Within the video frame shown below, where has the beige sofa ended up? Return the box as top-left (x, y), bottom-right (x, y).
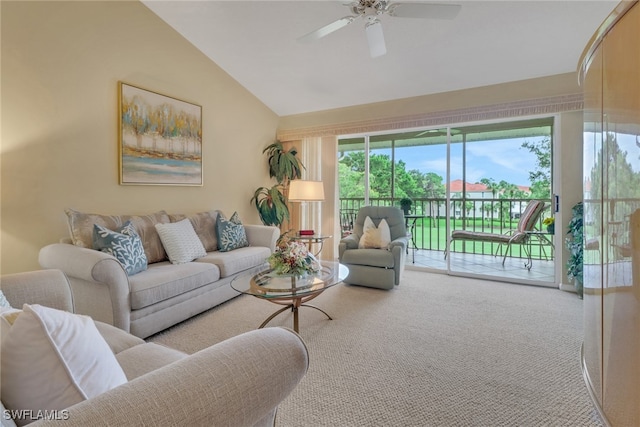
top-left (0, 269), bottom-right (308, 427)
top-left (39, 209), bottom-right (279, 338)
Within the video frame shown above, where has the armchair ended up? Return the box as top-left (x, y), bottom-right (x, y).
top-left (0, 270), bottom-right (308, 427)
top-left (338, 206), bottom-right (408, 290)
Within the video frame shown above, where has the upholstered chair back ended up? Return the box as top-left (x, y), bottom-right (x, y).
top-left (354, 206), bottom-right (407, 241)
top-left (516, 200), bottom-right (546, 233)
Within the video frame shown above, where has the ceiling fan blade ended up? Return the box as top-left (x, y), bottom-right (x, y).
top-left (388, 3), bottom-right (461, 20)
top-left (298, 16), bottom-right (357, 43)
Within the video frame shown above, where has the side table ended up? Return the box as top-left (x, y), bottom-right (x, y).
top-left (404, 214), bottom-right (424, 263)
top-left (230, 261), bottom-right (348, 333)
top-left (290, 234), bottom-right (331, 257)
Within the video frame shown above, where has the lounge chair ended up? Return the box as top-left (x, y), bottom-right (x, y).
top-left (446, 200), bottom-right (546, 266)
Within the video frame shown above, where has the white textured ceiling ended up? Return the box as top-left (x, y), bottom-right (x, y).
top-left (142, 0), bottom-right (618, 116)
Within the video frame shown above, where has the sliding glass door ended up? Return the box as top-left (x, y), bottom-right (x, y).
top-left (447, 119), bottom-right (554, 283)
top-left (338, 117), bottom-right (555, 285)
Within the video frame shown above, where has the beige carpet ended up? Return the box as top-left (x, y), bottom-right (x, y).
top-left (148, 270), bottom-right (603, 427)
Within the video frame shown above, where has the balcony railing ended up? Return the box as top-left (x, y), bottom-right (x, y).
top-left (339, 197), bottom-right (554, 261)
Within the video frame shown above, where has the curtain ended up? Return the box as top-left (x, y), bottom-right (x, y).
top-left (299, 137), bottom-right (323, 234)
top-left (282, 136), bottom-right (338, 260)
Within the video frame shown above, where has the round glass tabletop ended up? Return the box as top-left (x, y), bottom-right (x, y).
top-left (231, 261), bottom-right (348, 300)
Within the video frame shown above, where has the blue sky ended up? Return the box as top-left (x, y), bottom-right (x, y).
top-left (384, 137), bottom-right (541, 187)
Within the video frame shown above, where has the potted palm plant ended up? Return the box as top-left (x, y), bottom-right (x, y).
top-left (251, 141), bottom-right (304, 227)
top-left (565, 202), bottom-right (584, 299)
top-left (400, 198), bottom-right (412, 215)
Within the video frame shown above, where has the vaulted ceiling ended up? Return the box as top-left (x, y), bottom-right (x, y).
top-left (143, 1), bottom-right (618, 116)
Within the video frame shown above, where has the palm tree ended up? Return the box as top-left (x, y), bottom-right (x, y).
top-left (251, 141), bottom-right (304, 227)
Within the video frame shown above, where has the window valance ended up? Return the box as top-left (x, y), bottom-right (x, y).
top-left (277, 93), bottom-right (583, 142)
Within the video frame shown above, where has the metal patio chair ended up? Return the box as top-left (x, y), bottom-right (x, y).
top-left (446, 200), bottom-right (546, 266)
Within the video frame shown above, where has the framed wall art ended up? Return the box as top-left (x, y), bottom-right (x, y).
top-left (119, 82), bottom-right (203, 186)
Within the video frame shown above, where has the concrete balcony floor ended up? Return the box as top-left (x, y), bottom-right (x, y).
top-left (405, 249), bottom-right (556, 286)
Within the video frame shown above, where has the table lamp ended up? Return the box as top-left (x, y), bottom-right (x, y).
top-left (288, 180), bottom-right (325, 236)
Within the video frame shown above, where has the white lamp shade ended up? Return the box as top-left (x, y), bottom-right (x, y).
top-left (365, 19), bottom-right (386, 58)
top-left (288, 180), bottom-right (325, 201)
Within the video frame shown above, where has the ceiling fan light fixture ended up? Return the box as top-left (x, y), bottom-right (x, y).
top-left (365, 18), bottom-right (386, 58)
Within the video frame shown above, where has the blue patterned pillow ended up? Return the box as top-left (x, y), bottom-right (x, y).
top-left (93, 221), bottom-right (148, 275)
top-left (0, 290), bottom-right (11, 309)
top-left (216, 212), bottom-right (249, 252)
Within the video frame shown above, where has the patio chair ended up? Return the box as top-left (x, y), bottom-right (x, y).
top-left (340, 208), bottom-right (358, 237)
top-left (446, 200), bottom-right (546, 266)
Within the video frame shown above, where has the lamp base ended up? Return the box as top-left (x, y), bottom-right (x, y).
top-left (298, 230), bottom-right (315, 236)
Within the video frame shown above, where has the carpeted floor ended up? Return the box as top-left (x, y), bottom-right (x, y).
top-left (148, 270), bottom-right (603, 427)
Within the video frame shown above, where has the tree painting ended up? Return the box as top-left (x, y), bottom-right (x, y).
top-left (120, 83), bottom-right (202, 185)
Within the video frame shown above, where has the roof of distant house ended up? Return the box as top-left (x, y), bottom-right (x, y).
top-left (449, 179), bottom-right (530, 193)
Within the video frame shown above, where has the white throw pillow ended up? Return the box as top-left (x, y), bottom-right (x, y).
top-left (358, 216), bottom-right (391, 249)
top-left (1, 304), bottom-right (127, 426)
top-left (155, 218), bottom-right (207, 264)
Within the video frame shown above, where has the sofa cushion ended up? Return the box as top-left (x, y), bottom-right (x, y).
top-left (216, 212), bottom-right (249, 252)
top-left (169, 210), bottom-right (222, 252)
top-left (1, 304), bottom-right (127, 426)
top-left (66, 208), bottom-right (170, 263)
top-left (155, 219), bottom-right (207, 264)
top-left (197, 246), bottom-right (270, 277)
top-left (94, 320), bottom-right (145, 355)
top-left (128, 262), bottom-right (220, 310)
top-left (116, 342), bottom-right (187, 381)
top-left (93, 221), bottom-right (148, 275)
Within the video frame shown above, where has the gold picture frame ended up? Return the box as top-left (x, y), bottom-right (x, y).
top-left (118, 82), bottom-right (203, 186)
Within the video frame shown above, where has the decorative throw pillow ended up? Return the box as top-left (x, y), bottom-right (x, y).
top-left (155, 218), bottom-right (207, 264)
top-left (1, 304), bottom-right (127, 425)
top-left (65, 208), bottom-right (170, 264)
top-left (358, 216), bottom-right (391, 249)
top-left (93, 221), bottom-right (148, 275)
top-left (0, 290), bottom-right (11, 308)
top-left (169, 210), bottom-right (221, 252)
top-left (216, 212), bottom-right (249, 252)
top-left (0, 308), bottom-right (22, 342)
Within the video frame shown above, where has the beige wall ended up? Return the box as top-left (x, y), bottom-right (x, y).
top-left (1, 1), bottom-right (279, 274)
top-left (278, 73), bottom-right (582, 130)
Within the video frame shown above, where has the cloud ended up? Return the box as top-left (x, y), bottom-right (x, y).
top-left (466, 140), bottom-right (531, 173)
top-left (395, 137), bottom-right (540, 186)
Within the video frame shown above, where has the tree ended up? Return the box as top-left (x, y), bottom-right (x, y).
top-left (338, 152), bottom-right (423, 202)
top-left (479, 178), bottom-right (499, 223)
top-left (497, 180), bottom-right (528, 226)
top-left (419, 172), bottom-right (446, 225)
top-left (521, 137), bottom-right (551, 199)
top-left (392, 161), bottom-right (422, 199)
top-left (338, 162), bottom-right (365, 199)
top-left (589, 133), bottom-right (640, 237)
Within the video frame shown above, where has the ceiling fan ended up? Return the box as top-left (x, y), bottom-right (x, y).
top-left (298, 1), bottom-right (462, 58)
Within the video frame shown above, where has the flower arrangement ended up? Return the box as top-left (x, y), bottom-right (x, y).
top-left (543, 217), bottom-right (555, 234)
top-left (267, 234), bottom-right (320, 276)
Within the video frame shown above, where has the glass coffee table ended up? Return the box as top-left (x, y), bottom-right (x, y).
top-left (231, 261), bottom-right (348, 333)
